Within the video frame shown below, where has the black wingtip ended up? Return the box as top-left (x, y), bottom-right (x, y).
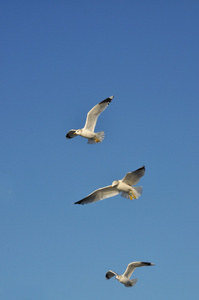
top-left (138, 165), bottom-right (145, 171)
top-left (66, 130), bottom-right (77, 139)
top-left (105, 271), bottom-right (115, 279)
top-left (99, 96), bottom-right (114, 105)
top-left (143, 262), bottom-right (154, 266)
top-left (66, 133), bottom-right (72, 139)
top-left (105, 273), bottom-right (110, 279)
top-left (74, 200), bottom-right (83, 205)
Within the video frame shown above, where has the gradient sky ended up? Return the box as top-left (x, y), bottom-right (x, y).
top-left (1, 0), bottom-right (199, 299)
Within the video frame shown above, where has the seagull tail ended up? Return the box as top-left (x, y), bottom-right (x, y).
top-left (96, 131), bottom-right (105, 142)
top-left (132, 186), bottom-right (143, 198)
top-left (87, 131), bottom-right (105, 144)
top-left (121, 186), bottom-right (143, 200)
top-left (124, 278), bottom-right (138, 287)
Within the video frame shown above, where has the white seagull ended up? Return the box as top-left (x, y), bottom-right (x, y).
top-left (74, 166), bottom-right (145, 205)
top-left (66, 96), bottom-right (114, 144)
top-left (106, 261), bottom-right (155, 287)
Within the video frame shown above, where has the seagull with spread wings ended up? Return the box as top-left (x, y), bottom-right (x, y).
top-left (74, 166), bottom-right (145, 205)
top-left (106, 261), bottom-right (155, 287)
top-left (66, 96), bottom-right (114, 144)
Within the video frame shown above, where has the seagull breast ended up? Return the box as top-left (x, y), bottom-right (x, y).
top-left (117, 181), bottom-right (132, 193)
top-left (78, 129), bottom-right (96, 139)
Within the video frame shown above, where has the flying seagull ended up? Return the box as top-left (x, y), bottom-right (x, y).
top-left (74, 166), bottom-right (145, 205)
top-left (106, 261), bottom-right (155, 287)
top-left (66, 96), bottom-right (114, 144)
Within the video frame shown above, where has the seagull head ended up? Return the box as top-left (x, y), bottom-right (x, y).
top-left (111, 180), bottom-right (119, 188)
top-left (74, 129), bottom-right (82, 136)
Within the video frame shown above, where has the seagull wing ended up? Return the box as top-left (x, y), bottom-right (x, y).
top-left (123, 261), bottom-right (155, 279)
top-left (105, 270), bottom-right (118, 279)
top-left (122, 166), bottom-right (145, 186)
top-left (66, 130), bottom-right (77, 139)
top-left (83, 96), bottom-right (114, 132)
top-left (74, 185), bottom-right (119, 205)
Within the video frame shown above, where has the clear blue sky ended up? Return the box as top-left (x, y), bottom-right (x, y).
top-left (1, 0), bottom-right (199, 299)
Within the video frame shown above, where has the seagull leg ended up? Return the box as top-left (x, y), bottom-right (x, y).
top-left (95, 138), bottom-right (100, 143)
top-left (129, 191), bottom-right (136, 200)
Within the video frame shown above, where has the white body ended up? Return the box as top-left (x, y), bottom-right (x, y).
top-left (66, 96), bottom-right (113, 143)
top-left (114, 180), bottom-right (142, 199)
top-left (106, 261), bottom-right (155, 288)
top-left (115, 275), bottom-right (138, 287)
top-left (74, 166), bottom-right (145, 205)
top-left (75, 129), bottom-right (96, 139)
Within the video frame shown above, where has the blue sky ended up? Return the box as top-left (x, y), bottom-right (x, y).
top-left (1, 0), bottom-right (199, 299)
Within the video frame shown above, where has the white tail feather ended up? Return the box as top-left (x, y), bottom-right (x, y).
top-left (133, 186), bottom-right (143, 198)
top-left (121, 186), bottom-right (143, 200)
top-left (96, 131), bottom-right (104, 142)
top-left (87, 131), bottom-right (105, 144)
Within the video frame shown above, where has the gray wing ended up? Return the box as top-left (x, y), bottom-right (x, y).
top-left (83, 96), bottom-right (114, 132)
top-left (105, 270), bottom-right (118, 279)
top-left (74, 185), bottom-right (119, 205)
top-left (122, 166), bottom-right (145, 186)
top-left (123, 261), bottom-right (155, 279)
top-left (66, 130), bottom-right (77, 139)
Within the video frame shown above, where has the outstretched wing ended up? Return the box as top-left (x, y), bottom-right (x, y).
top-left (83, 96), bottom-right (114, 132)
top-left (123, 261), bottom-right (155, 279)
top-left (122, 166), bottom-right (145, 186)
top-left (74, 185), bottom-right (119, 205)
top-left (105, 270), bottom-right (118, 279)
top-left (66, 130), bottom-right (77, 139)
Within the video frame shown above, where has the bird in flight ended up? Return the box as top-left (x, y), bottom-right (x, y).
top-left (74, 166), bottom-right (145, 205)
top-left (66, 96), bottom-right (114, 144)
top-left (106, 261), bottom-right (155, 287)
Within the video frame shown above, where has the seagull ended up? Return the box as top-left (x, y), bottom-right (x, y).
top-left (74, 166), bottom-right (145, 205)
top-left (66, 96), bottom-right (114, 144)
top-left (106, 261), bottom-right (155, 287)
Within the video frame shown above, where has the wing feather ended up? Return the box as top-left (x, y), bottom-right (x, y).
top-left (74, 185), bottom-right (119, 205)
top-left (122, 166), bottom-right (145, 186)
top-left (105, 270), bottom-right (118, 279)
top-left (123, 261), bottom-right (155, 278)
top-left (83, 96), bottom-right (114, 132)
top-left (66, 130), bottom-right (77, 139)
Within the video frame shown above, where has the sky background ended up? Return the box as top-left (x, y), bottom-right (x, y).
top-left (1, 0), bottom-right (199, 299)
